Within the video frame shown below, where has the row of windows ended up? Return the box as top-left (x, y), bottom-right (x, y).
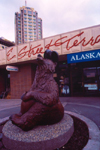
top-left (25, 35), bottom-right (33, 38)
top-left (24, 25), bottom-right (36, 28)
top-left (24, 23), bottom-right (36, 27)
top-left (24, 19), bottom-right (36, 22)
top-left (24, 32), bottom-right (33, 34)
top-left (24, 10), bottom-right (36, 15)
top-left (24, 28), bottom-right (39, 31)
top-left (24, 14), bottom-right (36, 18)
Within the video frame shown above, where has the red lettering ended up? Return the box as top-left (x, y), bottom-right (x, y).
top-left (18, 46), bottom-right (27, 59)
top-left (45, 39), bottom-right (53, 49)
top-left (18, 44), bottom-right (44, 60)
top-left (6, 31), bottom-right (100, 62)
top-left (95, 35), bottom-right (100, 43)
top-left (6, 48), bottom-right (16, 61)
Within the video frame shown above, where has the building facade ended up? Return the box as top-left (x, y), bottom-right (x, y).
top-left (0, 38), bottom-right (15, 97)
top-left (0, 37), bottom-right (15, 50)
top-left (0, 25), bottom-right (100, 98)
top-left (15, 6), bottom-right (42, 45)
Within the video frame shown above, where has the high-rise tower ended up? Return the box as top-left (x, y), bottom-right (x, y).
top-left (15, 6), bottom-right (42, 45)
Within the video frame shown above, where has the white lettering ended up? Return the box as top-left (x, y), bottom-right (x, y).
top-left (76, 55), bottom-right (81, 60)
top-left (85, 53), bottom-right (90, 59)
top-left (80, 54), bottom-right (86, 60)
top-left (96, 52), bottom-right (100, 58)
top-left (71, 56), bottom-right (76, 61)
top-left (90, 52), bottom-right (95, 58)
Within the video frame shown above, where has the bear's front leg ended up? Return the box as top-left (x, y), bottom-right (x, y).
top-left (22, 91), bottom-right (33, 102)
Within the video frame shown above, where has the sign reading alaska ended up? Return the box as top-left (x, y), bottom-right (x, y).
top-left (0, 25), bottom-right (100, 65)
top-left (67, 49), bottom-right (100, 64)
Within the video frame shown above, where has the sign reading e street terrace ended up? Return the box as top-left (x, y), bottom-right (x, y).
top-left (67, 49), bottom-right (100, 64)
top-left (0, 25), bottom-right (100, 65)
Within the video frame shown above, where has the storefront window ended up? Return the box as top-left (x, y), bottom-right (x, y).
top-left (83, 67), bottom-right (98, 95)
top-left (58, 62), bottom-right (70, 97)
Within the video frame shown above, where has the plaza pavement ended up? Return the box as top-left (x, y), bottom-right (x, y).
top-left (0, 97), bottom-right (100, 129)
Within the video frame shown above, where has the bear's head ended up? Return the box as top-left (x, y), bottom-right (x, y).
top-left (36, 49), bottom-right (58, 76)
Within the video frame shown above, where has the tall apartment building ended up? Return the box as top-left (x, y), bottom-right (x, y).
top-left (15, 6), bottom-right (42, 45)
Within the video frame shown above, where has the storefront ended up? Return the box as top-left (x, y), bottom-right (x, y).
top-left (0, 25), bottom-right (100, 98)
top-left (58, 60), bottom-right (100, 97)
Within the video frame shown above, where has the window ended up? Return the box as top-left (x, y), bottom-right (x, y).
top-left (28, 11), bottom-right (32, 15)
top-left (25, 39), bottom-right (27, 41)
top-left (24, 18), bottom-right (27, 20)
top-left (29, 35), bottom-right (33, 38)
top-left (28, 28), bottom-right (32, 31)
top-left (29, 32), bottom-right (32, 34)
top-left (18, 21), bottom-right (21, 24)
top-left (24, 10), bottom-right (26, 14)
top-left (18, 24), bottom-right (21, 27)
top-left (18, 34), bottom-right (21, 37)
top-left (24, 28), bottom-right (27, 30)
top-left (18, 28), bottom-right (21, 30)
top-left (28, 22), bottom-right (32, 24)
top-left (33, 19), bottom-right (36, 22)
top-left (33, 12), bottom-right (35, 15)
top-left (24, 21), bottom-right (27, 24)
top-left (28, 25), bottom-right (32, 28)
top-left (18, 14), bottom-right (20, 17)
top-left (26, 7), bottom-right (31, 9)
top-left (18, 38), bottom-right (21, 40)
top-left (28, 18), bottom-right (32, 21)
top-left (24, 14), bottom-right (27, 17)
top-left (38, 19), bottom-right (41, 22)
top-left (24, 25), bottom-right (27, 27)
top-left (24, 31), bottom-right (27, 34)
top-left (25, 35), bottom-right (27, 37)
top-left (28, 14), bottom-right (32, 17)
top-left (18, 31), bottom-right (21, 33)
top-left (29, 39), bottom-right (33, 41)
top-left (18, 18), bottom-right (20, 20)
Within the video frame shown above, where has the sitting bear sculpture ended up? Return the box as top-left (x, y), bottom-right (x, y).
top-left (11, 49), bottom-right (64, 131)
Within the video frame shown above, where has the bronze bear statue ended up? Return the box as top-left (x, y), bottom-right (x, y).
top-left (10, 49), bottom-right (64, 131)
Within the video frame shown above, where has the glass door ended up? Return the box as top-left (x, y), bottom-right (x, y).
top-left (58, 62), bottom-right (70, 97)
top-left (71, 65), bottom-right (83, 96)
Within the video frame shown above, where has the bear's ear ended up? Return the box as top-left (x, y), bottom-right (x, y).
top-left (44, 49), bottom-right (52, 59)
top-left (51, 51), bottom-right (58, 63)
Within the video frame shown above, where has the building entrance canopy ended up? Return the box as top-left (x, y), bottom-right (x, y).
top-left (0, 25), bottom-right (100, 66)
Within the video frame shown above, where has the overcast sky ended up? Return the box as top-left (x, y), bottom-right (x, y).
top-left (0, 0), bottom-right (100, 42)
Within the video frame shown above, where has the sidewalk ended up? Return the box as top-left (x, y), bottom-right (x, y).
top-left (0, 99), bottom-right (21, 111)
top-left (0, 97), bottom-right (100, 129)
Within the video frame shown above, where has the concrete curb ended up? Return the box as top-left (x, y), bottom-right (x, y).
top-left (65, 111), bottom-right (100, 150)
top-left (0, 116), bottom-right (10, 126)
top-left (1, 112), bottom-right (100, 150)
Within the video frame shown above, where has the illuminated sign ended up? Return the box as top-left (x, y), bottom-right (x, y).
top-left (67, 49), bottom-right (100, 64)
top-left (6, 66), bottom-right (19, 71)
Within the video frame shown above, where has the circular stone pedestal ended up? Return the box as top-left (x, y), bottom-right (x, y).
top-left (2, 114), bottom-right (74, 150)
